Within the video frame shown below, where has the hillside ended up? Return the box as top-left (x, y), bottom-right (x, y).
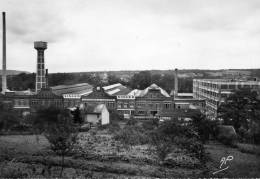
top-left (0, 70), bottom-right (29, 76)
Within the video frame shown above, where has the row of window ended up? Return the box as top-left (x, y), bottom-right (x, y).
top-left (83, 101), bottom-right (115, 108)
top-left (136, 102), bottom-right (172, 109)
top-left (31, 100), bottom-right (63, 107)
top-left (15, 99), bottom-right (62, 107)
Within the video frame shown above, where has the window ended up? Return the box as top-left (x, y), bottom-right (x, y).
top-left (164, 103), bottom-right (170, 109)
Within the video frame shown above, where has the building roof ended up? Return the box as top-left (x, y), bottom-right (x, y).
top-left (194, 78), bottom-right (260, 84)
top-left (102, 83), bottom-right (122, 91)
top-left (82, 86), bottom-right (115, 99)
top-left (128, 83), bottom-right (170, 97)
top-left (33, 88), bottom-right (63, 99)
top-left (113, 87), bottom-right (132, 95)
top-left (103, 83), bottom-right (132, 96)
top-left (51, 83), bottom-right (93, 96)
top-left (4, 89), bottom-right (35, 96)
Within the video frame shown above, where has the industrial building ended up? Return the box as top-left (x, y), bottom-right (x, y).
top-left (81, 86), bottom-right (117, 110)
top-left (0, 12), bottom-right (204, 121)
top-left (51, 83), bottom-right (93, 108)
top-left (193, 78), bottom-right (260, 119)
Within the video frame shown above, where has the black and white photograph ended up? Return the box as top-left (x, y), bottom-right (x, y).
top-left (0, 0), bottom-right (260, 178)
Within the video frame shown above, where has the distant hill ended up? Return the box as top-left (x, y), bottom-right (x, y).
top-left (2, 68), bottom-right (260, 92)
top-left (0, 70), bottom-right (29, 76)
top-left (72, 68), bottom-right (260, 80)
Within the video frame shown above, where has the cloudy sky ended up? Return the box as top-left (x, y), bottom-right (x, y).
top-left (0, 0), bottom-right (260, 73)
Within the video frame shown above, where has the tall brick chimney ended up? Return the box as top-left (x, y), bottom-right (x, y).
top-left (174, 68), bottom-right (178, 97)
top-left (2, 12), bottom-right (7, 94)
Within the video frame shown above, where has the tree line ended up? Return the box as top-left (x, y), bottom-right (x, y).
top-left (2, 71), bottom-right (193, 93)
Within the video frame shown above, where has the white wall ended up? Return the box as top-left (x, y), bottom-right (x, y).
top-left (85, 114), bottom-right (99, 125)
top-left (101, 107), bottom-right (109, 125)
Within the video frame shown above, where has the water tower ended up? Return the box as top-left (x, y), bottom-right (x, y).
top-left (34, 41), bottom-right (47, 93)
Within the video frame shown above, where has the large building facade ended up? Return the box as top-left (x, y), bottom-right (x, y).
top-left (132, 84), bottom-right (173, 118)
top-left (193, 79), bottom-right (260, 119)
top-left (81, 86), bottom-right (117, 110)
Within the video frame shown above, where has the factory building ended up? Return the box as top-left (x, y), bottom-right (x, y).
top-left (193, 78), bottom-right (260, 119)
top-left (129, 83), bottom-right (173, 119)
top-left (81, 86), bottom-right (116, 110)
top-left (116, 95), bottom-right (135, 118)
top-left (0, 12), bottom-right (204, 121)
top-left (31, 88), bottom-right (63, 111)
top-left (51, 83), bottom-right (93, 108)
top-left (103, 83), bottom-right (132, 96)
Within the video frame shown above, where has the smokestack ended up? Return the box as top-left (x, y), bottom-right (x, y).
top-left (174, 68), bottom-right (178, 97)
top-left (45, 69), bottom-right (48, 88)
top-left (34, 41), bottom-right (47, 93)
top-left (2, 12), bottom-right (7, 94)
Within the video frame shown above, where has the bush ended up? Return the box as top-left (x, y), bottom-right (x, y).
top-left (142, 119), bottom-right (159, 131)
top-left (236, 143), bottom-right (260, 155)
top-left (150, 120), bottom-right (205, 162)
top-left (164, 152), bottom-right (201, 168)
top-left (113, 125), bottom-right (149, 147)
top-left (126, 118), bottom-right (138, 126)
top-left (108, 121), bottom-right (121, 134)
top-left (191, 113), bottom-right (219, 142)
top-left (216, 125), bottom-right (237, 146)
top-left (109, 110), bottom-right (124, 122)
top-left (0, 163), bottom-right (29, 178)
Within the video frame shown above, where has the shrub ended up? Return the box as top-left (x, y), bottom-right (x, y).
top-left (150, 120), bottom-right (205, 162)
top-left (113, 125), bottom-right (149, 147)
top-left (108, 121), bottom-right (121, 134)
top-left (235, 143), bottom-right (260, 155)
top-left (0, 163), bottom-right (29, 178)
top-left (216, 125), bottom-right (237, 146)
top-left (126, 118), bottom-right (138, 126)
top-left (142, 119), bottom-right (159, 131)
top-left (191, 113), bottom-right (219, 142)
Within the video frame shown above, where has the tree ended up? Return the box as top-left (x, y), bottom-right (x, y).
top-left (218, 89), bottom-right (260, 131)
top-left (44, 110), bottom-right (78, 177)
top-left (0, 102), bottom-right (20, 132)
top-left (218, 89), bottom-right (260, 144)
top-left (107, 74), bottom-right (121, 85)
top-left (32, 108), bottom-right (78, 177)
top-left (71, 107), bottom-right (83, 124)
top-left (191, 112), bottom-right (219, 143)
top-left (129, 71), bottom-right (151, 89)
top-left (150, 120), bottom-right (205, 161)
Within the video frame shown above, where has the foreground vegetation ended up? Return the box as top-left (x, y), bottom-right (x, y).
top-left (1, 131), bottom-right (259, 178)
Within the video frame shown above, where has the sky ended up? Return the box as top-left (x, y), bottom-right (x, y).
top-left (0, 0), bottom-right (260, 73)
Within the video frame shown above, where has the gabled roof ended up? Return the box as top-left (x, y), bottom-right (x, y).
top-left (102, 83), bottom-right (122, 91)
top-left (82, 86), bottom-right (115, 99)
top-left (128, 83), bottom-right (170, 97)
top-left (33, 88), bottom-right (63, 99)
top-left (51, 83), bottom-right (93, 96)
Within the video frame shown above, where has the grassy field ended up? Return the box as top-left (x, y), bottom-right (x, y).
top-left (205, 142), bottom-right (260, 178)
top-left (0, 133), bottom-right (259, 178)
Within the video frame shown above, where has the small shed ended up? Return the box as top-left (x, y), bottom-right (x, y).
top-left (84, 104), bottom-right (110, 125)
